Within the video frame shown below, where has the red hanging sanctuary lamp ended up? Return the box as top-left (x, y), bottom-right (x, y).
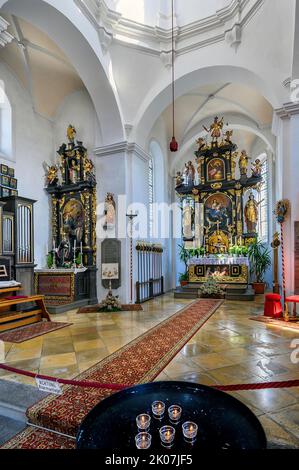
top-left (169, 0), bottom-right (178, 152)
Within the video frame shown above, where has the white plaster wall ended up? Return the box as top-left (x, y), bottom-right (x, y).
top-left (53, 89), bottom-right (102, 154)
top-left (0, 61), bottom-right (53, 269)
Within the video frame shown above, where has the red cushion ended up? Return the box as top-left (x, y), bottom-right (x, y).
top-left (265, 294), bottom-right (281, 301)
top-left (285, 295), bottom-right (299, 303)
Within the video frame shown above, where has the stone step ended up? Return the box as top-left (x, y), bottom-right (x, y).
top-left (225, 289), bottom-right (255, 301)
top-left (174, 291), bottom-right (198, 299)
top-left (0, 415), bottom-right (25, 446)
top-left (0, 379), bottom-right (47, 422)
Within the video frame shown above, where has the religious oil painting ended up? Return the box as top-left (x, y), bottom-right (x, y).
top-left (62, 198), bottom-right (84, 244)
top-left (207, 158), bottom-right (226, 182)
top-left (205, 193), bottom-right (232, 230)
top-left (102, 263), bottom-right (119, 280)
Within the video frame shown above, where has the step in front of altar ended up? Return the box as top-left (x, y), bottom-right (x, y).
top-left (174, 283), bottom-right (255, 301)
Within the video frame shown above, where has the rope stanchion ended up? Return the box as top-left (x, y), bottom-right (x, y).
top-left (0, 363), bottom-right (298, 393)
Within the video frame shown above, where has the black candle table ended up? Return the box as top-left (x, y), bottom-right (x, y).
top-left (76, 381), bottom-right (267, 450)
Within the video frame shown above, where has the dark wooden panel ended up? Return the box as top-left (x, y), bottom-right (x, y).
top-left (101, 239), bottom-right (121, 289)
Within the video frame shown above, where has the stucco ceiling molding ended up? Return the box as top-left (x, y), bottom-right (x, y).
top-left (94, 140), bottom-right (150, 162)
top-left (0, 15), bottom-right (13, 47)
top-left (75, 0), bottom-right (264, 63)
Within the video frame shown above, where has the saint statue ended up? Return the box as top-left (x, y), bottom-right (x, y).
top-left (184, 161), bottom-right (195, 185)
top-left (68, 158), bottom-right (79, 184)
top-left (67, 124), bottom-right (77, 144)
top-left (239, 150), bottom-right (250, 177)
top-left (203, 116), bottom-right (224, 144)
top-left (104, 193), bottom-right (116, 231)
top-left (244, 193), bottom-right (260, 233)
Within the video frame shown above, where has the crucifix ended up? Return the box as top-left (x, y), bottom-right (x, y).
top-left (126, 211), bottom-right (138, 304)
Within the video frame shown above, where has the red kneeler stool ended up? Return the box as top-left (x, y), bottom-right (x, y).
top-left (264, 294), bottom-right (283, 318)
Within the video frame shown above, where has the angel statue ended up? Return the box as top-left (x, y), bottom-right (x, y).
top-left (244, 193), bottom-right (261, 233)
top-left (203, 116), bottom-right (224, 144)
top-left (44, 163), bottom-right (58, 187)
top-left (175, 171), bottom-right (183, 187)
top-left (239, 150), bottom-right (250, 177)
top-left (67, 124), bottom-right (77, 144)
top-left (252, 159), bottom-right (263, 178)
top-left (82, 153), bottom-right (95, 180)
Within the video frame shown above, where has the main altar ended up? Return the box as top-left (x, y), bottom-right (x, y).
top-left (35, 126), bottom-right (98, 313)
top-left (175, 117), bottom-right (263, 298)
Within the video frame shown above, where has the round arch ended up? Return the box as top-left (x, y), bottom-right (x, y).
top-left (132, 65), bottom-right (284, 146)
top-left (0, 0), bottom-right (124, 145)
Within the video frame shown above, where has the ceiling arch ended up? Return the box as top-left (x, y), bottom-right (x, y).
top-left (0, 0), bottom-right (124, 144)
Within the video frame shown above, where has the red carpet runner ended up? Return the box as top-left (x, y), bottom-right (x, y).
top-left (2, 299), bottom-right (221, 449)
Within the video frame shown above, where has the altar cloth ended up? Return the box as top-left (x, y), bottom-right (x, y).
top-left (188, 256), bottom-right (249, 266)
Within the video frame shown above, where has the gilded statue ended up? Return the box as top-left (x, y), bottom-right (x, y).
top-left (175, 171), bottom-right (183, 186)
top-left (231, 151), bottom-right (238, 179)
top-left (203, 116), bottom-right (224, 144)
top-left (83, 153), bottom-right (94, 179)
top-left (239, 150), bottom-right (250, 177)
top-left (67, 124), bottom-right (77, 143)
top-left (45, 164), bottom-right (58, 187)
top-left (252, 159), bottom-right (263, 178)
top-left (244, 193), bottom-right (260, 233)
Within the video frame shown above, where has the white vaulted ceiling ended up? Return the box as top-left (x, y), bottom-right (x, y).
top-left (0, 14), bottom-right (84, 118)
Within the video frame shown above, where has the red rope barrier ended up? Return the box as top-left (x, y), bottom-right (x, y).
top-left (0, 363), bottom-right (298, 392)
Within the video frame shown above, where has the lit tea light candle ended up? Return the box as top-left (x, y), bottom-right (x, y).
top-left (135, 432), bottom-right (152, 450)
top-left (136, 414), bottom-right (151, 431)
top-left (159, 425), bottom-right (175, 448)
top-left (152, 401), bottom-right (165, 419)
top-left (182, 421), bottom-right (198, 444)
top-left (168, 405), bottom-right (182, 424)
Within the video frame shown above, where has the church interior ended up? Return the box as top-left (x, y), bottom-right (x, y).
top-left (0, 0), bottom-right (298, 455)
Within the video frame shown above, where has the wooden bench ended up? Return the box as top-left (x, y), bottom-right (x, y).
top-left (0, 295), bottom-right (50, 332)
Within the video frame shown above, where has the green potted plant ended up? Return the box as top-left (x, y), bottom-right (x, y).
top-left (178, 244), bottom-right (192, 286)
top-left (248, 241), bottom-right (272, 294)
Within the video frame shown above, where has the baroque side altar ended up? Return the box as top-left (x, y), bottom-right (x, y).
top-left (35, 126), bottom-right (98, 313)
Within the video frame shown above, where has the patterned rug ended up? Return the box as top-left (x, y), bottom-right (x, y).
top-left (77, 304), bottom-right (143, 313)
top-left (1, 299), bottom-right (222, 448)
top-left (250, 316), bottom-right (299, 330)
top-left (0, 321), bottom-right (72, 343)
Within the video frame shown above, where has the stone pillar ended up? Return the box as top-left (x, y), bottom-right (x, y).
top-left (273, 103), bottom-right (299, 294)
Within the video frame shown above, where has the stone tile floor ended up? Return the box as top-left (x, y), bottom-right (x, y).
top-left (0, 294), bottom-right (298, 448)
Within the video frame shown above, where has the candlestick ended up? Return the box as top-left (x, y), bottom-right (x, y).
top-left (159, 425), bottom-right (175, 448)
top-left (135, 432), bottom-right (152, 450)
top-left (136, 414), bottom-right (151, 431)
top-left (182, 421), bottom-right (198, 444)
top-left (168, 405), bottom-right (182, 424)
top-left (152, 401), bottom-right (165, 419)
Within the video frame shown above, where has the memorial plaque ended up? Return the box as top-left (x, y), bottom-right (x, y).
top-left (101, 239), bottom-right (121, 289)
top-left (294, 222), bottom-right (299, 294)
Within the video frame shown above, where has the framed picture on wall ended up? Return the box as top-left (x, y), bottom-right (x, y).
top-left (101, 263), bottom-right (119, 280)
top-left (8, 168), bottom-right (15, 177)
top-left (1, 175), bottom-right (10, 187)
top-left (0, 164), bottom-right (8, 175)
top-left (1, 187), bottom-right (10, 197)
top-left (10, 189), bottom-right (18, 196)
top-left (9, 178), bottom-right (17, 189)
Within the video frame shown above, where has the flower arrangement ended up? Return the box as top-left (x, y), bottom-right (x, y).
top-left (98, 288), bottom-right (122, 312)
top-left (198, 277), bottom-right (225, 299)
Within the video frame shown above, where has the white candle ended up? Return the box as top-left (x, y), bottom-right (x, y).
top-left (53, 239), bottom-right (55, 251)
top-left (80, 242), bottom-right (83, 255)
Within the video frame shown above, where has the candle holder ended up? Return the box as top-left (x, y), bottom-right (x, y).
top-left (152, 401), bottom-right (165, 420)
top-left (182, 421), bottom-right (198, 444)
top-left (135, 432), bottom-right (152, 450)
top-left (136, 414), bottom-right (151, 431)
top-left (168, 405), bottom-right (182, 424)
top-left (159, 425), bottom-right (175, 449)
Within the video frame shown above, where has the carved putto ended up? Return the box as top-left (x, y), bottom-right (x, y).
top-left (252, 159), bottom-right (263, 178)
top-left (45, 164), bottom-right (59, 187)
